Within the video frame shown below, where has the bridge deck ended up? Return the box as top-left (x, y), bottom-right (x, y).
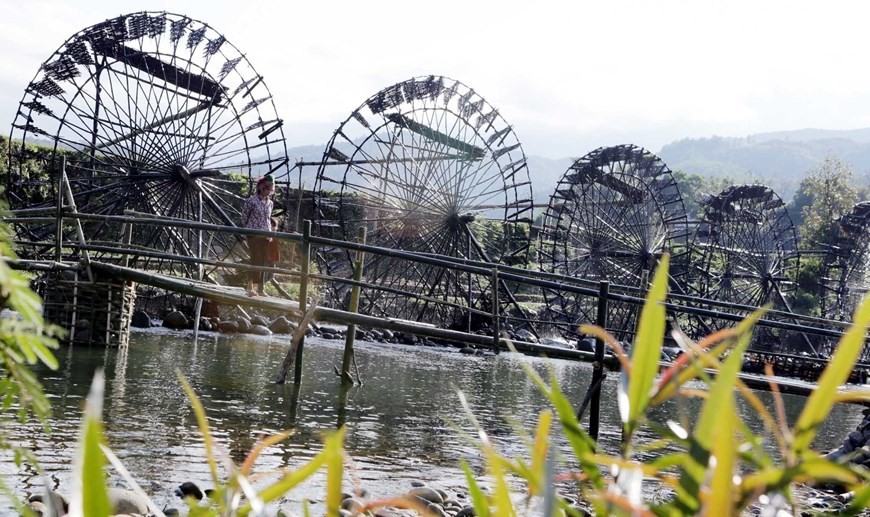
top-left (90, 261), bottom-right (302, 313)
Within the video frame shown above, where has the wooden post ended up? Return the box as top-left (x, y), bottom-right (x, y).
top-left (105, 283), bottom-right (112, 345)
top-left (467, 232), bottom-right (473, 334)
top-left (70, 270), bottom-right (79, 344)
top-left (341, 227), bottom-right (366, 385)
top-left (122, 221), bottom-right (133, 268)
top-left (491, 267), bottom-right (500, 354)
top-left (55, 156), bottom-right (65, 262)
top-left (193, 190), bottom-right (204, 339)
top-left (589, 280), bottom-right (609, 442)
top-left (293, 220), bottom-right (312, 385)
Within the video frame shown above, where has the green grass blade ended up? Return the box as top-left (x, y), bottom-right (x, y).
top-left (793, 294), bottom-right (870, 455)
top-left (461, 460), bottom-right (491, 517)
top-left (672, 313), bottom-right (754, 515)
top-left (485, 449), bottom-right (516, 517)
top-left (542, 371), bottom-right (604, 489)
top-left (529, 410), bottom-right (552, 496)
top-left (324, 428), bottom-right (346, 516)
top-left (239, 451), bottom-right (326, 514)
top-left (842, 482), bottom-right (870, 517)
top-left (626, 254), bottom-right (669, 436)
top-left (71, 370), bottom-right (111, 517)
top-left (176, 371), bottom-right (221, 488)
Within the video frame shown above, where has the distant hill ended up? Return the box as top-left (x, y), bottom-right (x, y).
top-left (658, 128), bottom-right (870, 201)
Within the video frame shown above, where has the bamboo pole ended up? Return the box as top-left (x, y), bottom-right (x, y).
top-left (60, 168), bottom-right (94, 283)
top-left (276, 304), bottom-right (317, 384)
top-left (341, 227), bottom-right (366, 385)
top-left (294, 220), bottom-right (312, 385)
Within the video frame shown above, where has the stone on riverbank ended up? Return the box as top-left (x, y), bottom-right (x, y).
top-left (250, 324), bottom-right (272, 336)
top-left (270, 316), bottom-right (295, 334)
top-left (217, 320), bottom-right (239, 333)
top-left (251, 315), bottom-right (270, 327)
top-left (108, 487), bottom-right (150, 515)
top-left (235, 317), bottom-right (251, 333)
top-left (162, 310), bottom-right (189, 330)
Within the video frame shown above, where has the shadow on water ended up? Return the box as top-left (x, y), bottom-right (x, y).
top-left (0, 327), bottom-right (865, 514)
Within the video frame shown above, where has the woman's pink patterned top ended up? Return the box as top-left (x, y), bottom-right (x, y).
top-left (241, 195), bottom-right (273, 231)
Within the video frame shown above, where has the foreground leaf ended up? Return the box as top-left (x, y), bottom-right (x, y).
top-left (625, 254), bottom-right (669, 437)
top-left (70, 370), bottom-right (111, 517)
top-left (793, 293), bottom-right (870, 456)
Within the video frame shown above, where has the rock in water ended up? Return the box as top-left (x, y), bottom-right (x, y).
top-left (130, 310), bottom-right (152, 328)
top-left (217, 320), bottom-right (240, 333)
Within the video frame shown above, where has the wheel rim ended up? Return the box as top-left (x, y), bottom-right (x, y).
top-left (314, 76), bottom-right (533, 329)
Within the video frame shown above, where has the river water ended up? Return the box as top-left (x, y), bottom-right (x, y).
top-left (1, 327), bottom-right (865, 514)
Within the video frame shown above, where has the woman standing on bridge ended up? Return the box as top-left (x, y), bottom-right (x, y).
top-left (242, 175), bottom-right (275, 296)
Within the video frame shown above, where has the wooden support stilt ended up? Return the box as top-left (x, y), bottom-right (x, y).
top-left (294, 220), bottom-right (312, 385)
top-left (71, 270), bottom-right (79, 336)
top-left (589, 280), bottom-right (609, 443)
top-left (193, 190), bottom-right (204, 339)
top-left (55, 157), bottom-right (64, 263)
top-left (491, 267), bottom-right (500, 354)
top-left (276, 303), bottom-right (317, 384)
top-left (341, 227), bottom-right (366, 385)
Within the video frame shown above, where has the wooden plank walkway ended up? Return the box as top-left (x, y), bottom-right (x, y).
top-left (88, 261), bottom-right (618, 364)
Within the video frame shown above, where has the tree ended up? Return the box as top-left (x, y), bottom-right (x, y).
top-left (672, 170), bottom-right (733, 220)
top-left (792, 155), bottom-right (858, 248)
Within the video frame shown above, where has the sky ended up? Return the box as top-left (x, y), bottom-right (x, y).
top-left (2, 0), bottom-right (870, 158)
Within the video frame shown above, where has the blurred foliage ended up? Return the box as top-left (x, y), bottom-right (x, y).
top-left (457, 255), bottom-right (870, 516)
top-left (0, 198), bottom-right (62, 511)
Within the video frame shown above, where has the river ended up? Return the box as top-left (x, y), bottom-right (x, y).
top-left (1, 327), bottom-right (864, 514)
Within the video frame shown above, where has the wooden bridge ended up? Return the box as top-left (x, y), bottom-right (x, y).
top-left (5, 192), bottom-right (865, 401)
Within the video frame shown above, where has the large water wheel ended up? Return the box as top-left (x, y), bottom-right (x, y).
top-left (313, 75), bottom-right (534, 330)
top-left (820, 201), bottom-right (870, 323)
top-left (693, 185), bottom-right (798, 308)
top-left (7, 11), bottom-right (290, 277)
top-left (690, 185), bottom-right (799, 349)
top-left (537, 144), bottom-right (690, 341)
